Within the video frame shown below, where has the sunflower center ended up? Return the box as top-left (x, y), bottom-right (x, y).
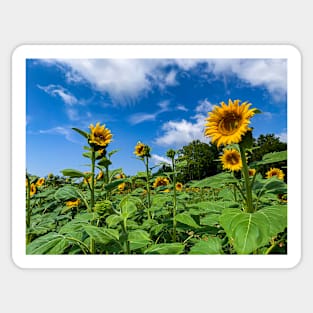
top-left (226, 153), bottom-right (240, 165)
top-left (218, 113), bottom-right (241, 135)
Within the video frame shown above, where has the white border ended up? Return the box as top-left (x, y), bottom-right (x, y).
top-left (11, 44), bottom-right (301, 269)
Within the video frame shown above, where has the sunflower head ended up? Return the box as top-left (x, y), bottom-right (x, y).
top-left (96, 171), bottom-right (104, 180)
top-left (204, 99), bottom-right (257, 147)
top-left (66, 199), bottom-right (80, 208)
top-left (118, 182), bottom-right (126, 191)
top-left (266, 168), bottom-right (285, 180)
top-left (248, 168), bottom-right (256, 177)
top-left (116, 172), bottom-right (126, 179)
top-left (36, 177), bottom-right (45, 187)
top-left (30, 183), bottom-right (36, 197)
top-left (153, 176), bottom-right (170, 188)
top-left (89, 122), bottom-right (113, 148)
top-left (134, 142), bottom-right (151, 158)
top-left (175, 182), bottom-right (183, 191)
top-left (220, 149), bottom-right (243, 171)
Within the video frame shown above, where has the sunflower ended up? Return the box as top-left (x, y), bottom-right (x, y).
top-left (116, 172), bottom-right (126, 179)
top-left (248, 168), bottom-right (256, 177)
top-left (66, 199), bottom-right (80, 208)
top-left (175, 182), bottom-right (183, 191)
top-left (83, 172), bottom-right (93, 185)
top-left (134, 142), bottom-right (150, 157)
top-left (96, 171), bottom-right (104, 180)
top-left (89, 122), bottom-right (113, 147)
top-left (30, 183), bottom-right (36, 197)
top-left (36, 177), bottom-right (45, 187)
top-left (220, 149), bottom-right (242, 171)
top-left (266, 168), bottom-right (285, 180)
top-left (118, 182), bottom-right (126, 191)
top-left (204, 99), bottom-right (257, 147)
top-left (153, 177), bottom-right (170, 188)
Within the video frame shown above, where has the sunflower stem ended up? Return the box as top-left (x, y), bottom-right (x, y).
top-left (90, 147), bottom-right (96, 254)
top-left (144, 156), bottom-right (152, 219)
top-left (171, 155), bottom-right (177, 243)
top-left (26, 174), bottom-right (31, 244)
top-left (239, 145), bottom-right (254, 213)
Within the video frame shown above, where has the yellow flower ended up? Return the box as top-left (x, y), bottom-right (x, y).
top-left (134, 141), bottom-right (150, 157)
top-left (36, 177), bottom-right (45, 187)
top-left (248, 168), bottom-right (256, 177)
top-left (162, 188), bottom-right (171, 193)
top-left (66, 199), bottom-right (80, 208)
top-left (96, 171), bottom-right (104, 180)
top-left (266, 168), bottom-right (285, 180)
top-left (116, 172), bottom-right (126, 179)
top-left (89, 122), bottom-right (113, 147)
top-left (26, 178), bottom-right (29, 187)
top-left (220, 149), bottom-right (243, 171)
top-left (30, 183), bottom-right (36, 197)
top-left (153, 177), bottom-right (170, 188)
top-left (204, 99), bottom-right (257, 147)
top-left (175, 182), bottom-right (183, 191)
top-left (83, 172), bottom-right (93, 185)
top-left (118, 182), bottom-right (126, 191)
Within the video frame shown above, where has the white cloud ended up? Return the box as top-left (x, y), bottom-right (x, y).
top-left (129, 112), bottom-right (158, 125)
top-left (38, 84), bottom-right (78, 105)
top-left (276, 131), bottom-right (287, 143)
top-left (155, 114), bottom-right (210, 147)
top-left (208, 59), bottom-right (287, 100)
top-left (176, 105), bottom-right (188, 112)
top-left (151, 154), bottom-right (171, 166)
top-left (195, 98), bottom-right (215, 114)
top-left (39, 126), bottom-right (78, 143)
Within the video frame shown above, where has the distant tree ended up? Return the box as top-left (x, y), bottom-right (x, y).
top-left (176, 140), bottom-right (221, 183)
top-left (250, 133), bottom-right (287, 179)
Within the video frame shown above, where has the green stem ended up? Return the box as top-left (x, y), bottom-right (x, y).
top-left (90, 147), bottom-right (96, 254)
top-left (172, 156), bottom-right (177, 242)
top-left (145, 156), bottom-right (152, 219)
top-left (26, 174), bottom-right (31, 244)
top-left (239, 146), bottom-right (254, 213)
top-left (66, 237), bottom-right (90, 254)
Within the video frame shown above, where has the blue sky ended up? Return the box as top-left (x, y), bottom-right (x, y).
top-left (26, 58), bottom-right (287, 177)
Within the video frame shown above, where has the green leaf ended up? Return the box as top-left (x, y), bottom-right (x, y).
top-left (200, 213), bottom-right (221, 226)
top-left (256, 150), bottom-right (287, 165)
top-left (26, 232), bottom-right (63, 254)
top-left (72, 127), bottom-right (89, 139)
top-left (189, 172), bottom-right (237, 188)
top-left (104, 179), bottom-right (125, 192)
top-left (47, 238), bottom-right (71, 254)
top-left (106, 214), bottom-right (122, 228)
top-left (61, 169), bottom-right (87, 178)
top-left (189, 238), bottom-right (223, 254)
top-left (83, 225), bottom-right (119, 244)
top-left (220, 205), bottom-right (287, 254)
top-left (144, 243), bottom-right (185, 254)
top-left (54, 185), bottom-right (90, 211)
top-left (128, 230), bottom-right (151, 250)
top-left (175, 213), bottom-right (200, 228)
top-left (119, 196), bottom-right (137, 218)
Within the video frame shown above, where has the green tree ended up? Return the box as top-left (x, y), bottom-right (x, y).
top-left (250, 133), bottom-right (287, 178)
top-left (177, 140), bottom-right (221, 183)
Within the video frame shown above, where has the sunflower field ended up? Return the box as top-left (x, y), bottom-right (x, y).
top-left (25, 100), bottom-right (288, 255)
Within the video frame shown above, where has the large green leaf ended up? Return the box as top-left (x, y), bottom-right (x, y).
top-left (189, 238), bottom-right (223, 254)
top-left (220, 205), bottom-right (287, 254)
top-left (200, 213), bottom-right (221, 227)
top-left (128, 229), bottom-right (151, 251)
top-left (175, 213), bottom-right (200, 229)
top-left (189, 172), bottom-right (237, 188)
top-left (144, 243), bottom-right (185, 254)
top-left (257, 150), bottom-right (287, 165)
top-left (119, 195), bottom-right (137, 219)
top-left (83, 225), bottom-right (119, 244)
top-left (61, 169), bottom-right (87, 178)
top-left (54, 185), bottom-right (90, 211)
top-left (26, 232), bottom-right (64, 254)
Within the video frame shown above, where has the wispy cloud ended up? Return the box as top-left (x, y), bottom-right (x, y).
top-left (195, 98), bottom-right (215, 114)
top-left (176, 105), bottom-right (188, 112)
top-left (128, 100), bottom-right (171, 125)
top-left (38, 126), bottom-right (79, 143)
top-left (37, 84), bottom-right (78, 105)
